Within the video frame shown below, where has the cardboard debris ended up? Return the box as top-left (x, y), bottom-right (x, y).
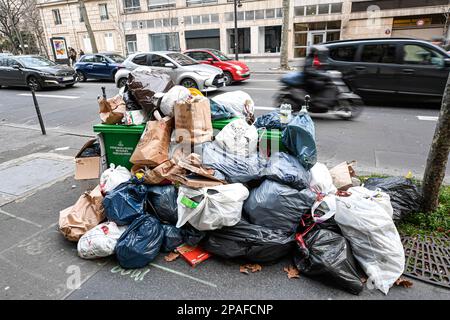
top-left (176, 244), bottom-right (211, 267)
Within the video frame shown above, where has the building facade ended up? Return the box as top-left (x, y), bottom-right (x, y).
top-left (37, 0), bottom-right (450, 61)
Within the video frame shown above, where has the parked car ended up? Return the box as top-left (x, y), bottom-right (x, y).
top-left (115, 51), bottom-right (225, 92)
top-left (313, 38), bottom-right (450, 103)
top-left (75, 53), bottom-right (125, 82)
top-left (183, 48), bottom-right (250, 85)
top-left (0, 55), bottom-right (76, 90)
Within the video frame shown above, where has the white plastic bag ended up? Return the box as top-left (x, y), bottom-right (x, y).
top-left (334, 186), bottom-right (404, 295)
top-left (123, 110), bottom-right (147, 125)
top-left (176, 183), bottom-right (249, 231)
top-left (160, 85), bottom-right (191, 117)
top-left (214, 118), bottom-right (258, 156)
top-left (77, 221), bottom-right (127, 259)
top-left (211, 91), bottom-right (254, 117)
top-left (309, 163), bottom-right (338, 223)
top-left (99, 164), bottom-right (131, 193)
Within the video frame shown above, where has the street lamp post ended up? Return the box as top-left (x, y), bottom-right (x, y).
top-left (233, 0), bottom-right (242, 61)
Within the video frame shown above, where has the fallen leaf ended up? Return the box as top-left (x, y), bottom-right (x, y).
top-left (240, 264), bottom-right (262, 274)
top-left (283, 265), bottom-right (300, 279)
top-left (164, 252), bottom-right (180, 262)
top-left (395, 277), bottom-right (413, 288)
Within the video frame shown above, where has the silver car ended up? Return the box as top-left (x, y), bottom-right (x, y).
top-left (115, 51), bottom-right (225, 92)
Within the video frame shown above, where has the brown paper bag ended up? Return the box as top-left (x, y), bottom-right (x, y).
top-left (130, 117), bottom-right (173, 166)
top-left (59, 185), bottom-right (105, 242)
top-left (99, 95), bottom-right (126, 124)
top-left (131, 164), bottom-right (166, 185)
top-left (329, 161), bottom-right (356, 190)
top-left (174, 97), bottom-right (213, 144)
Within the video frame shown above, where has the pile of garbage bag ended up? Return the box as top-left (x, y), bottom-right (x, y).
top-left (60, 68), bottom-right (419, 296)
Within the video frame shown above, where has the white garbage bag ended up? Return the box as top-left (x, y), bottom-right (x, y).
top-left (214, 118), bottom-right (258, 157)
top-left (100, 164), bottom-right (131, 193)
top-left (176, 183), bottom-right (249, 231)
top-left (77, 221), bottom-right (127, 259)
top-left (211, 91), bottom-right (254, 117)
top-left (160, 85), bottom-right (191, 117)
top-left (334, 186), bottom-right (404, 295)
top-left (309, 163), bottom-right (338, 223)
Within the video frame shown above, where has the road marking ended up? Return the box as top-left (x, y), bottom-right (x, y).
top-left (0, 208), bottom-right (42, 228)
top-left (17, 93), bottom-right (80, 99)
top-left (417, 116), bottom-right (438, 121)
top-left (239, 87), bottom-right (278, 91)
top-left (247, 79), bottom-right (279, 82)
top-left (149, 263), bottom-right (218, 288)
top-left (254, 106), bottom-right (277, 111)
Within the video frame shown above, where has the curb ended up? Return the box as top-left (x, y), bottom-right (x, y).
top-left (251, 70), bottom-right (291, 75)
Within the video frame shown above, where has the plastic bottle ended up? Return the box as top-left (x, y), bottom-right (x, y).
top-left (280, 103), bottom-right (292, 124)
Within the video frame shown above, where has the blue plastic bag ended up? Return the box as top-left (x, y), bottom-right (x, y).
top-left (262, 152), bottom-right (310, 190)
top-left (254, 111), bottom-right (286, 130)
top-left (146, 185), bottom-right (178, 225)
top-left (115, 215), bottom-right (164, 269)
top-left (281, 113), bottom-right (317, 170)
top-left (210, 99), bottom-right (233, 120)
top-left (103, 180), bottom-right (151, 226)
top-left (161, 224), bottom-right (184, 253)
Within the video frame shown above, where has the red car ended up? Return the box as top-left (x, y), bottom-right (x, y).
top-left (184, 48), bottom-right (250, 86)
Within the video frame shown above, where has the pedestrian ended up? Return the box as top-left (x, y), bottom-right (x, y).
top-left (79, 49), bottom-right (85, 57)
top-left (68, 47), bottom-right (77, 66)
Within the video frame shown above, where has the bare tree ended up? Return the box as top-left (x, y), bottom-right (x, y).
top-left (78, 0), bottom-right (98, 53)
top-left (280, 0), bottom-right (290, 70)
top-left (0, 0), bottom-right (28, 54)
top-left (422, 73), bottom-right (450, 212)
top-left (22, 0), bottom-right (49, 57)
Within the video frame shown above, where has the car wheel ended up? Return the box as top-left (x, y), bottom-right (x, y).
top-left (180, 78), bottom-right (198, 89)
top-left (223, 71), bottom-right (233, 86)
top-left (117, 77), bottom-right (128, 88)
top-left (76, 71), bottom-right (87, 82)
top-left (27, 76), bottom-right (42, 91)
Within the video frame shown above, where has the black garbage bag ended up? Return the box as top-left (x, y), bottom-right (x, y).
top-left (123, 88), bottom-right (141, 111)
top-left (202, 142), bottom-right (267, 183)
top-left (115, 215), bottom-right (164, 269)
top-left (281, 112), bottom-right (317, 170)
top-left (363, 177), bottom-right (422, 220)
top-left (146, 185), bottom-right (178, 225)
top-left (182, 224), bottom-right (206, 246)
top-left (79, 142), bottom-right (100, 157)
top-left (161, 224), bottom-right (184, 253)
top-left (254, 111), bottom-right (286, 130)
top-left (210, 99), bottom-right (232, 120)
top-left (103, 180), bottom-right (150, 226)
top-left (293, 227), bottom-right (365, 295)
top-left (127, 68), bottom-right (174, 114)
top-left (243, 180), bottom-right (316, 233)
top-left (262, 152), bottom-right (310, 190)
top-left (202, 219), bottom-right (295, 264)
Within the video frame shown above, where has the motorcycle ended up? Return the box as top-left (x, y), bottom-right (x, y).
top-left (275, 45), bottom-right (364, 119)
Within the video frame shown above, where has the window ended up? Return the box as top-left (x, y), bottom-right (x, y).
top-left (162, 18), bottom-right (170, 27)
top-left (52, 9), bottom-right (62, 25)
top-left (327, 21), bottom-right (341, 30)
top-left (126, 34), bottom-right (137, 54)
top-left (295, 6), bottom-right (305, 16)
top-left (171, 18), bottom-right (178, 26)
top-left (245, 11), bottom-right (255, 21)
top-left (255, 10), bottom-right (264, 20)
top-left (99, 4), bottom-right (109, 20)
top-left (81, 55), bottom-right (95, 63)
top-left (403, 44), bottom-right (444, 66)
top-left (329, 46), bottom-right (357, 62)
top-left (331, 3), bottom-right (342, 13)
top-left (123, 0), bottom-right (140, 12)
top-left (192, 16), bottom-right (200, 24)
top-left (237, 11), bottom-right (244, 21)
top-left (264, 26), bottom-right (281, 53)
top-left (326, 31), bottom-right (340, 42)
top-left (186, 51), bottom-right (211, 61)
top-left (306, 5), bottom-right (317, 16)
top-left (104, 33), bottom-right (114, 51)
top-left (318, 4), bottom-right (329, 14)
top-left (149, 33), bottom-right (180, 51)
top-left (184, 16), bottom-right (192, 25)
top-left (265, 9), bottom-right (275, 19)
top-left (132, 54), bottom-right (148, 65)
top-left (147, 20), bottom-right (155, 28)
top-left (151, 54), bottom-right (170, 67)
top-left (201, 15), bottom-right (210, 24)
top-left (79, 6), bottom-right (84, 22)
top-left (276, 8), bottom-right (283, 18)
top-left (186, 0), bottom-right (218, 6)
top-left (210, 14), bottom-right (219, 23)
top-left (361, 44), bottom-right (397, 63)
top-left (225, 13), bottom-right (234, 22)
top-left (93, 55), bottom-right (107, 63)
top-left (147, 0), bottom-right (175, 10)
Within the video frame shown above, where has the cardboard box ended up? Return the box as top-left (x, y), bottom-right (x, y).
top-left (176, 244), bottom-right (211, 267)
top-left (75, 138), bottom-right (102, 180)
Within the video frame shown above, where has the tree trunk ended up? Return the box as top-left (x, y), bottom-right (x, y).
top-left (422, 73), bottom-right (450, 212)
top-left (78, 0), bottom-right (98, 53)
top-left (280, 0), bottom-right (290, 70)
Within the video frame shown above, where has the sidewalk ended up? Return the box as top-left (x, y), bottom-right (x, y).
top-left (246, 61), bottom-right (303, 74)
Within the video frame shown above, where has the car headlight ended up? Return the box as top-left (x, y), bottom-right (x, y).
top-left (38, 72), bottom-right (54, 77)
top-left (233, 65), bottom-right (243, 71)
top-left (195, 71), bottom-right (212, 77)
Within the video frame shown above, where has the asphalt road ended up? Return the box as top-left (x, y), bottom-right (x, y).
top-left (0, 74), bottom-right (448, 180)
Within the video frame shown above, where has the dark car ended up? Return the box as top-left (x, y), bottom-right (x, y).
top-left (312, 38), bottom-right (450, 103)
top-left (0, 55), bottom-right (76, 90)
top-left (74, 53), bottom-right (125, 82)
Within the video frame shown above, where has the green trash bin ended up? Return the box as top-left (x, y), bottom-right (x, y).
top-left (211, 117), bottom-right (240, 130)
top-left (258, 128), bottom-right (286, 155)
top-left (93, 124), bottom-right (146, 170)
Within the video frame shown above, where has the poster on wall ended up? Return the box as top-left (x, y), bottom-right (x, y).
top-left (50, 37), bottom-right (69, 64)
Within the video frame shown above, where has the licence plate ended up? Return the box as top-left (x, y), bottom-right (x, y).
top-left (217, 78), bottom-right (224, 83)
top-left (62, 76), bottom-right (73, 81)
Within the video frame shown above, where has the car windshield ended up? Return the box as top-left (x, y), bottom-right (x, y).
top-left (106, 54), bottom-right (125, 63)
top-left (16, 56), bottom-right (56, 67)
top-left (167, 53), bottom-right (198, 66)
top-left (210, 50), bottom-right (231, 61)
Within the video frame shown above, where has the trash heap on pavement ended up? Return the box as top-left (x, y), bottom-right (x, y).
top-left (60, 68), bottom-right (423, 295)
